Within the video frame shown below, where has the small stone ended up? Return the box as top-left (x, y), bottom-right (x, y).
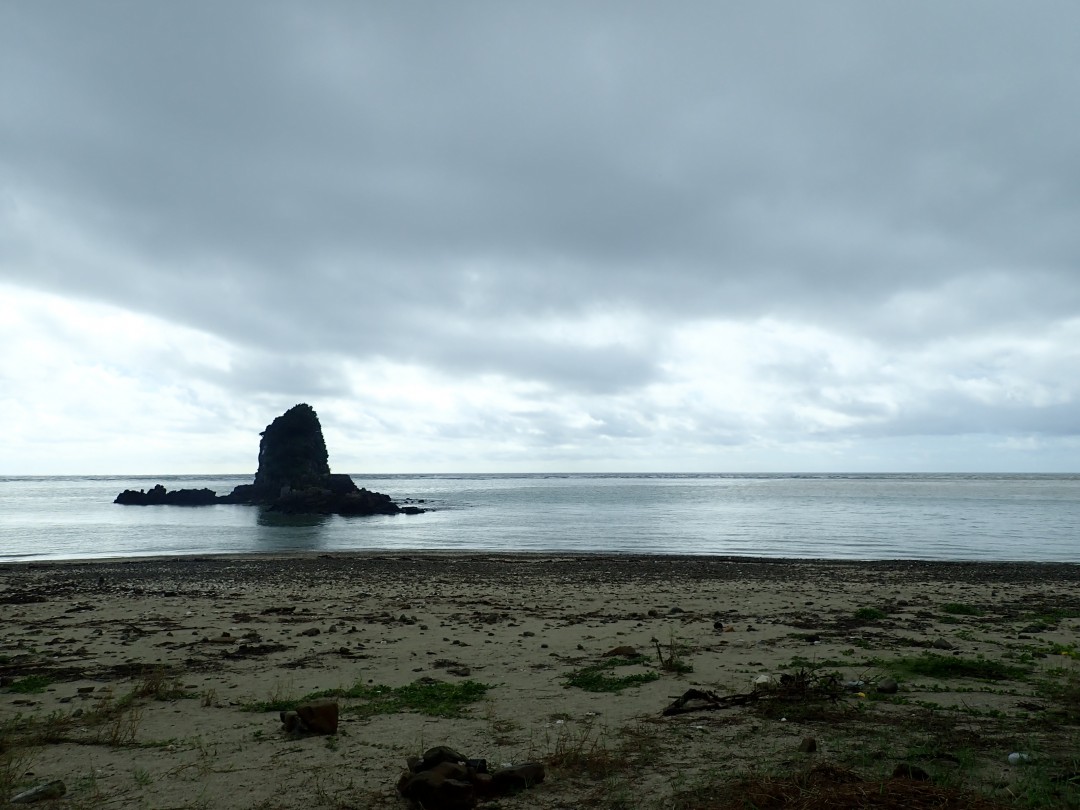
top-left (876, 677), bottom-right (899, 694)
top-left (300, 627), bottom-right (321, 637)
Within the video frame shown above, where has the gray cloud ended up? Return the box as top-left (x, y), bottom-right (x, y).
top-left (3, 2), bottom-right (1080, 469)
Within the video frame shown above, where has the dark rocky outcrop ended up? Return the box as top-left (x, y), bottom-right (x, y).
top-left (114, 404), bottom-right (422, 517)
top-left (114, 484), bottom-right (218, 506)
top-left (253, 403), bottom-right (331, 500)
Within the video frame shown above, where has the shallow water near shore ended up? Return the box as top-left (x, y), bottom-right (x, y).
top-left (0, 472), bottom-right (1077, 562)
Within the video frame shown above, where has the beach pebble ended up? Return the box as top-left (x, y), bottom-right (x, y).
top-left (1007, 752), bottom-right (1030, 765)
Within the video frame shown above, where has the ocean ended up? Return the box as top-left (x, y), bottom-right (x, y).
top-left (0, 473), bottom-right (1077, 563)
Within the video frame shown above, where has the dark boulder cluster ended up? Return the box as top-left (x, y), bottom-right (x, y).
top-left (397, 746), bottom-right (546, 810)
top-left (114, 404), bottom-right (423, 517)
top-left (114, 484), bottom-right (218, 506)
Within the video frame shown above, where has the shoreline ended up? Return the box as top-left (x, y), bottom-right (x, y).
top-left (3, 550), bottom-right (1079, 584)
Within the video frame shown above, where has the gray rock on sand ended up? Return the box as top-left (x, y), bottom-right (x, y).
top-left (11, 780), bottom-right (66, 803)
top-left (876, 677), bottom-right (899, 694)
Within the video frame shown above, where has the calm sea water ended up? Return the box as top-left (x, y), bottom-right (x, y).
top-left (0, 474), bottom-right (1077, 563)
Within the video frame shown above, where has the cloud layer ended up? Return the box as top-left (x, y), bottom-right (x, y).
top-left (2, 2), bottom-right (1079, 473)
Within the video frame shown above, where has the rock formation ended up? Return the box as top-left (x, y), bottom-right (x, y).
top-left (115, 404), bottom-right (423, 516)
top-left (114, 484), bottom-right (218, 506)
top-left (253, 403), bottom-right (331, 499)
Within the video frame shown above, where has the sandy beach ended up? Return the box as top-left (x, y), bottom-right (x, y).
top-left (2, 554), bottom-right (1079, 809)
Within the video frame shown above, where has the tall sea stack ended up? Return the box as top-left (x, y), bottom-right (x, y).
top-left (251, 403), bottom-right (331, 499)
top-left (116, 404), bottom-right (422, 516)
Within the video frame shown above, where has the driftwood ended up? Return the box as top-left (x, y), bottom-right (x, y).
top-left (662, 688), bottom-right (762, 715)
top-left (662, 669), bottom-right (844, 716)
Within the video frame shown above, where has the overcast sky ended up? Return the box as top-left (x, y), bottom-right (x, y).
top-left (2, 2), bottom-right (1079, 475)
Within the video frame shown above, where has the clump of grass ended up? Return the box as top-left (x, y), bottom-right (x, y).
top-left (886, 653), bottom-right (1028, 682)
top-left (1046, 643), bottom-right (1080, 661)
top-left (653, 635), bottom-right (694, 675)
top-left (1018, 607), bottom-right (1080, 632)
top-left (1, 716), bottom-right (40, 802)
top-left (545, 718), bottom-right (663, 782)
top-left (545, 720), bottom-right (622, 779)
top-left (6, 675), bottom-right (51, 694)
top-left (1037, 666), bottom-right (1080, 723)
top-left (134, 667), bottom-right (193, 701)
top-left (564, 656), bottom-right (659, 693)
top-left (853, 607), bottom-right (887, 623)
top-left (352, 679), bottom-right (490, 718)
top-left (942, 602), bottom-right (985, 617)
top-left (243, 678), bottom-right (491, 718)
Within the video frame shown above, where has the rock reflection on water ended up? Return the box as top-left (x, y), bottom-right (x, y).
top-left (255, 510), bottom-right (331, 551)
